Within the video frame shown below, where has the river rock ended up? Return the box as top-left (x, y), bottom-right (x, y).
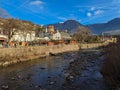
top-left (48, 76), bottom-right (51, 78)
top-left (17, 75), bottom-right (21, 79)
top-left (91, 61), bottom-right (95, 63)
top-left (2, 62), bottom-right (9, 67)
top-left (1, 85), bottom-right (9, 90)
top-left (11, 77), bottom-right (15, 80)
top-left (35, 85), bottom-right (45, 90)
top-left (64, 73), bottom-right (70, 77)
top-left (66, 75), bottom-right (74, 82)
top-left (40, 67), bottom-right (46, 70)
top-left (49, 81), bottom-right (56, 85)
top-left (93, 71), bottom-right (103, 80)
top-left (69, 75), bottom-right (74, 79)
top-left (70, 59), bottom-right (74, 62)
top-left (29, 84), bottom-right (33, 87)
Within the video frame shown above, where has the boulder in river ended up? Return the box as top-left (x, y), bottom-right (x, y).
top-left (1, 85), bottom-right (9, 90)
top-left (49, 81), bottom-right (56, 85)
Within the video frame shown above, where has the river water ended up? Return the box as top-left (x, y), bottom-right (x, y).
top-left (0, 50), bottom-right (111, 90)
top-left (0, 52), bottom-right (77, 90)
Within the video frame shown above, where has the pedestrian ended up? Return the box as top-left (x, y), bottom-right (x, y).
top-left (14, 43), bottom-right (17, 48)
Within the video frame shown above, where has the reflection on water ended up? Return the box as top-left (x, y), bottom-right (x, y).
top-left (0, 52), bottom-right (76, 90)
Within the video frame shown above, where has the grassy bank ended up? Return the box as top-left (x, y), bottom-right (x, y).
top-left (101, 37), bottom-right (120, 90)
top-left (0, 42), bottom-right (111, 67)
top-left (0, 46), bottom-right (49, 67)
top-left (0, 44), bottom-right (79, 67)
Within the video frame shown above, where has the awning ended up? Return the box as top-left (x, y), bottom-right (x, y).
top-left (0, 37), bottom-right (7, 41)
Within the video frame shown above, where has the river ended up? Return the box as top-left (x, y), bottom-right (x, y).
top-left (0, 50), bottom-right (110, 90)
top-left (0, 52), bottom-right (77, 90)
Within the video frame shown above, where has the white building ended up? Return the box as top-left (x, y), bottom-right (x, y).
top-left (52, 30), bottom-right (61, 40)
top-left (10, 31), bottom-right (36, 42)
top-left (26, 31), bottom-right (35, 41)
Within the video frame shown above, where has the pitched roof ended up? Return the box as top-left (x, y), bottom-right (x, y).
top-left (0, 37), bottom-right (7, 41)
top-left (60, 32), bottom-right (70, 37)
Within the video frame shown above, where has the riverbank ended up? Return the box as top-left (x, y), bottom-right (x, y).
top-left (0, 51), bottom-right (78, 90)
top-left (101, 38), bottom-right (120, 90)
top-left (0, 48), bottom-right (110, 90)
top-left (62, 49), bottom-right (110, 90)
top-left (0, 41), bottom-right (111, 67)
top-left (0, 44), bottom-right (79, 67)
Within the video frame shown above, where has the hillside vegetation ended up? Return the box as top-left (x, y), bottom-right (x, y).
top-left (0, 17), bottom-right (41, 35)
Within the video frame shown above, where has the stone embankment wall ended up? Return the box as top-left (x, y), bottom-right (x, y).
top-left (79, 42), bottom-right (109, 49)
top-left (0, 42), bottom-right (111, 67)
top-left (0, 44), bottom-right (79, 67)
top-left (49, 44), bottom-right (79, 54)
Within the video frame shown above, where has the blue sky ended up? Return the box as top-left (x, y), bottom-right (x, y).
top-left (0, 0), bottom-right (120, 25)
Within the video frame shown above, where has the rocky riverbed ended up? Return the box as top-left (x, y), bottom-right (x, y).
top-left (62, 49), bottom-right (110, 90)
top-left (0, 51), bottom-right (78, 90)
top-left (0, 49), bottom-right (110, 90)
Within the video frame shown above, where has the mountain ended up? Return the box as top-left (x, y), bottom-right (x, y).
top-left (47, 20), bottom-right (85, 34)
top-left (47, 18), bottom-right (120, 35)
top-left (0, 8), bottom-right (11, 18)
top-left (103, 30), bottom-right (120, 36)
top-left (87, 18), bottom-right (120, 34)
top-left (1, 16), bottom-right (120, 35)
top-left (0, 17), bottom-right (41, 35)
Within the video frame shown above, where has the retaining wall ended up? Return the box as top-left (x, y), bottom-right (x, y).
top-left (0, 42), bottom-right (111, 67)
top-left (79, 42), bottom-right (109, 49)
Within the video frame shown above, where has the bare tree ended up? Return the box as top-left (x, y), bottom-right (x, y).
top-left (73, 26), bottom-right (91, 42)
top-left (2, 18), bottom-right (19, 41)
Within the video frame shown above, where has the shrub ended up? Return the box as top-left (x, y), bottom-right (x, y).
top-left (101, 37), bottom-right (120, 89)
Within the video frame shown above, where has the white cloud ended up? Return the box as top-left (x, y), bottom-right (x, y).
top-left (28, 0), bottom-right (45, 11)
top-left (57, 16), bottom-right (67, 21)
top-left (94, 10), bottom-right (104, 15)
top-left (57, 14), bottom-right (79, 21)
top-left (90, 7), bottom-right (95, 11)
top-left (29, 0), bottom-right (43, 6)
top-left (87, 12), bottom-right (92, 17)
